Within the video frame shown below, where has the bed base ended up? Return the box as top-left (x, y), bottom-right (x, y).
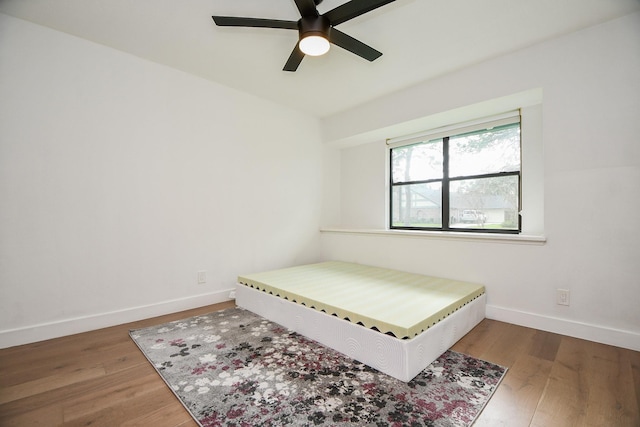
top-left (235, 283), bottom-right (486, 382)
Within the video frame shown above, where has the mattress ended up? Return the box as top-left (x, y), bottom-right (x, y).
top-left (237, 261), bottom-right (485, 339)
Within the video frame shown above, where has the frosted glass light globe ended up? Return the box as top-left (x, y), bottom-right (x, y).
top-left (299, 36), bottom-right (330, 56)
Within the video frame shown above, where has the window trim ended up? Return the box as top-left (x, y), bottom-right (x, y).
top-left (388, 112), bottom-right (522, 234)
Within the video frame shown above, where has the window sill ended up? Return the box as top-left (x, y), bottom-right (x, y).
top-left (320, 228), bottom-right (546, 245)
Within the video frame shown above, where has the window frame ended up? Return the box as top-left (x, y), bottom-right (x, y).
top-left (388, 112), bottom-right (522, 234)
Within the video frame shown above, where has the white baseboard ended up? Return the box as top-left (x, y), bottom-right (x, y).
top-left (0, 289), bottom-right (235, 349)
top-left (486, 304), bottom-right (640, 352)
top-left (4, 298), bottom-right (637, 352)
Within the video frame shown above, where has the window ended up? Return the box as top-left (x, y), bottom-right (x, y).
top-left (389, 112), bottom-right (521, 233)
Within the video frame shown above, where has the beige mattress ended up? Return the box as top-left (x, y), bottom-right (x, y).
top-left (237, 261), bottom-right (485, 339)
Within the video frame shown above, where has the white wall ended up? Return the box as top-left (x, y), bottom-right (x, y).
top-left (320, 12), bottom-right (640, 351)
top-left (0, 14), bottom-right (325, 347)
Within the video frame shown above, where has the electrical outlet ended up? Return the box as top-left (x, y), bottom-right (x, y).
top-left (197, 271), bottom-right (206, 284)
top-left (556, 289), bottom-right (570, 306)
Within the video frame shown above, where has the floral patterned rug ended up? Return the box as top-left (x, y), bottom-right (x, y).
top-left (130, 307), bottom-right (506, 427)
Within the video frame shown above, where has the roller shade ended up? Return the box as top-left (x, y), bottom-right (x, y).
top-left (386, 110), bottom-right (521, 148)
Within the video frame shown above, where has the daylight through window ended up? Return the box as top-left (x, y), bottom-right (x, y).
top-left (389, 112), bottom-right (521, 233)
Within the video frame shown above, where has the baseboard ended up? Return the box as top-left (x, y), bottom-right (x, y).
top-left (0, 289), bottom-right (235, 349)
top-left (486, 304), bottom-right (640, 352)
top-left (5, 299), bottom-right (637, 352)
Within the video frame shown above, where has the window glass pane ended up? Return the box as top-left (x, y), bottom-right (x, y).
top-left (391, 140), bottom-right (443, 183)
top-left (449, 124), bottom-right (520, 178)
top-left (391, 182), bottom-right (442, 228)
top-left (449, 175), bottom-right (519, 230)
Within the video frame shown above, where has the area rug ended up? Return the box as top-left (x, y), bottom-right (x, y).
top-left (130, 307), bottom-right (506, 427)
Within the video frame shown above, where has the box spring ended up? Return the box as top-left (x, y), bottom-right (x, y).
top-left (235, 283), bottom-right (485, 382)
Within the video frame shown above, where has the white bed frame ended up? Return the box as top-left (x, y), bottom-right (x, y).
top-left (235, 283), bottom-right (486, 382)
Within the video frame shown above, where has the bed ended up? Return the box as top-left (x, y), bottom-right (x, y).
top-left (236, 261), bottom-right (486, 382)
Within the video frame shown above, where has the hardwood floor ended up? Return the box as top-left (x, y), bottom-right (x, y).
top-left (452, 320), bottom-right (640, 427)
top-left (1, 302), bottom-right (638, 426)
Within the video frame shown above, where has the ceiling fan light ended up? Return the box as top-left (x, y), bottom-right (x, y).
top-left (299, 35), bottom-right (330, 56)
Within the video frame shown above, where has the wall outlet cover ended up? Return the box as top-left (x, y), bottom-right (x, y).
top-left (556, 289), bottom-right (570, 306)
top-left (197, 271), bottom-right (206, 284)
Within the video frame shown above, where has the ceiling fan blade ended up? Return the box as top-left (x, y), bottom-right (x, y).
top-left (293, 0), bottom-right (319, 17)
top-left (212, 16), bottom-right (297, 30)
top-left (329, 28), bottom-right (382, 61)
top-left (324, 0), bottom-right (395, 26)
top-left (283, 43), bottom-right (305, 72)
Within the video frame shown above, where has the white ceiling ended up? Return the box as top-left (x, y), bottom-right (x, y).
top-left (1, 0), bottom-right (638, 117)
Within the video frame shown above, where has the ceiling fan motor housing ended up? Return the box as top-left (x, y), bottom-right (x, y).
top-left (298, 15), bottom-right (331, 40)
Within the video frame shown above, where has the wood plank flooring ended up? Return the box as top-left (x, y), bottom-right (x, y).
top-left (1, 301), bottom-right (638, 426)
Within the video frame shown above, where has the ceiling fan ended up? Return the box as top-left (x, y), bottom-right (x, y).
top-left (212, 0), bottom-right (396, 72)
